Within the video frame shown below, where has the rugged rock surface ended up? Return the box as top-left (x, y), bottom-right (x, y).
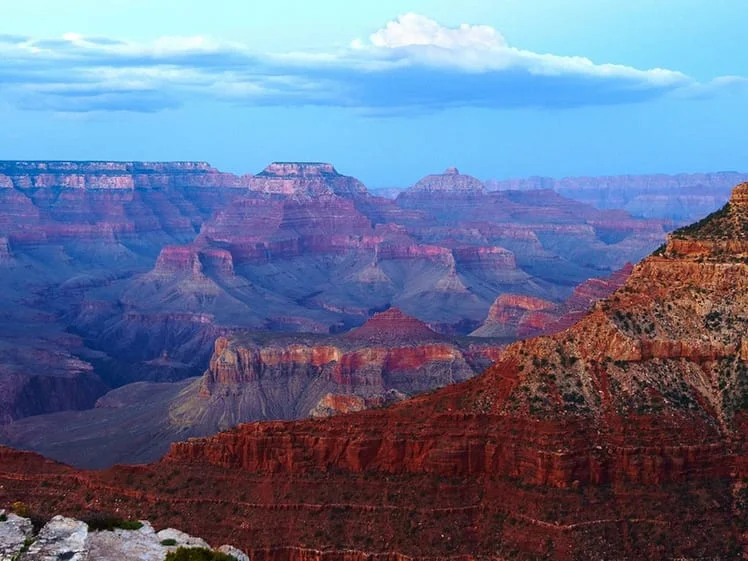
top-left (0, 160), bottom-right (670, 434)
top-left (0, 310), bottom-right (505, 468)
top-left (472, 264), bottom-right (634, 338)
top-left (0, 510), bottom-right (247, 561)
top-left (0, 185), bottom-right (746, 560)
top-left (471, 294), bottom-right (557, 338)
top-left (0, 510), bottom-right (33, 559)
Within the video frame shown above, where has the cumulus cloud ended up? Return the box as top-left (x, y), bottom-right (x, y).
top-left (363, 12), bottom-right (507, 50)
top-left (0, 13), bottom-right (740, 114)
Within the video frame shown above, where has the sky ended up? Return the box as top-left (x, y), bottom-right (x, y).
top-left (1, 0), bottom-right (747, 187)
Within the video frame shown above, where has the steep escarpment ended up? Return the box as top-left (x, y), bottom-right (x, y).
top-left (1, 186), bottom-right (746, 561)
top-left (0, 310), bottom-right (505, 468)
top-left (472, 264), bottom-right (634, 338)
top-left (152, 185), bottom-right (748, 559)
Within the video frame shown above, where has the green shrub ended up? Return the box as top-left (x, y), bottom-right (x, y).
top-left (0, 513), bottom-right (7, 522)
top-left (161, 539), bottom-right (178, 546)
top-left (165, 547), bottom-right (237, 561)
top-left (84, 514), bottom-right (144, 531)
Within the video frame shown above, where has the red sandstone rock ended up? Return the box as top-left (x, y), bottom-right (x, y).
top-left (473, 264), bottom-right (633, 339)
top-left (153, 245), bottom-right (235, 277)
top-left (309, 394), bottom-right (368, 417)
top-left (452, 246), bottom-right (517, 270)
top-left (345, 309), bottom-right (442, 342)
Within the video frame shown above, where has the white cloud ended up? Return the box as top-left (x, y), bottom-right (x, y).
top-left (0, 14), bottom-right (741, 114)
top-left (365, 13), bottom-right (507, 50)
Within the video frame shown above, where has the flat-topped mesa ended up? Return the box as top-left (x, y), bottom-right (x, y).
top-left (194, 323), bottom-right (479, 408)
top-left (487, 172), bottom-right (748, 222)
top-left (665, 182), bottom-right (748, 257)
top-left (0, 160), bottom-right (246, 189)
top-left (248, 162), bottom-right (368, 197)
top-left (152, 245), bottom-right (235, 277)
top-left (344, 308), bottom-right (443, 342)
top-left (0, 161), bottom-right (217, 173)
top-left (406, 167), bottom-right (486, 194)
top-left (257, 162), bottom-right (339, 177)
top-left (452, 246), bottom-right (518, 270)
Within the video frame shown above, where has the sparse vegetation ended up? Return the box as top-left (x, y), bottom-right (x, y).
top-left (10, 537), bottom-right (35, 561)
top-left (83, 514), bottom-right (144, 532)
top-left (10, 502), bottom-right (29, 518)
top-left (672, 203), bottom-right (732, 239)
top-left (165, 547), bottom-right (237, 561)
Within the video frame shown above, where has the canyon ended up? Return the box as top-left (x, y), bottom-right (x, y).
top-left (0, 309), bottom-right (506, 468)
top-left (0, 183), bottom-right (746, 561)
top-left (0, 160), bottom-right (668, 436)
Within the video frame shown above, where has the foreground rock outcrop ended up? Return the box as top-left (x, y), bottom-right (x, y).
top-left (0, 509), bottom-right (248, 561)
top-left (0, 185), bottom-right (746, 560)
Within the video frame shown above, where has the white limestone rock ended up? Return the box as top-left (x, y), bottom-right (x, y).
top-left (0, 510), bottom-right (33, 561)
top-left (156, 528), bottom-right (210, 550)
top-left (0, 512), bottom-right (242, 561)
top-left (218, 545), bottom-right (249, 561)
top-left (22, 515), bottom-right (88, 561)
top-left (86, 522), bottom-right (164, 561)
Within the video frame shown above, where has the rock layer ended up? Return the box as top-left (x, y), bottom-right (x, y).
top-left (472, 264), bottom-right (633, 338)
top-left (0, 310), bottom-right (504, 468)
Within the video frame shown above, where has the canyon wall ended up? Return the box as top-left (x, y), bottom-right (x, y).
top-left (0, 185), bottom-right (746, 561)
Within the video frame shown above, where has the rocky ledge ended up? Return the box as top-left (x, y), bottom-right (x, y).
top-left (0, 509), bottom-right (248, 561)
top-left (0, 161), bottom-right (247, 190)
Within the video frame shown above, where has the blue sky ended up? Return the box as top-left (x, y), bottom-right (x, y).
top-left (1, 0), bottom-right (747, 187)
